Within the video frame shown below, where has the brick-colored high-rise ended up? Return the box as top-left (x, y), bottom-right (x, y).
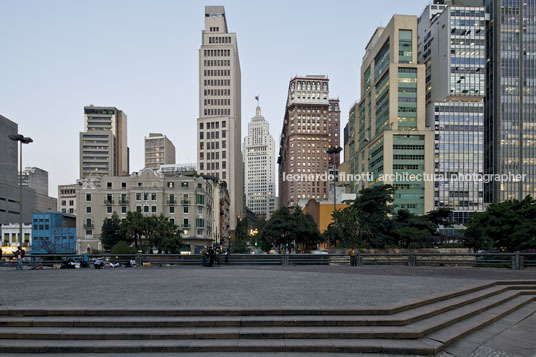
top-left (278, 75), bottom-right (340, 208)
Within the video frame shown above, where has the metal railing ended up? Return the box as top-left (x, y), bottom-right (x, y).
top-left (1, 252), bottom-right (534, 270)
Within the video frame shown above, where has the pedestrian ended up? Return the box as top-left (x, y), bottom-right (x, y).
top-left (15, 246), bottom-right (25, 270)
top-left (224, 248), bottom-right (230, 265)
top-left (349, 247), bottom-right (356, 267)
top-left (201, 246), bottom-right (207, 267)
top-left (208, 246), bottom-right (215, 267)
top-left (215, 246), bottom-right (221, 267)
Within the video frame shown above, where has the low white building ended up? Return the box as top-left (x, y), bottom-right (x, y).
top-left (1, 223), bottom-right (32, 254)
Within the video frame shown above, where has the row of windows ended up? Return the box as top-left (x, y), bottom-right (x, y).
top-left (208, 36), bottom-right (231, 44)
top-left (204, 69), bottom-right (230, 77)
top-left (204, 98), bottom-right (230, 106)
top-left (199, 141), bottom-right (227, 150)
top-left (393, 154), bottom-right (425, 160)
top-left (203, 79), bottom-right (230, 86)
top-left (204, 89), bottom-right (230, 96)
top-left (203, 49), bottom-right (230, 57)
top-left (204, 108), bottom-right (230, 116)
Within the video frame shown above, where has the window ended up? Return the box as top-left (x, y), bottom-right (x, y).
top-left (181, 182), bottom-right (188, 188)
top-left (122, 182), bottom-right (126, 189)
top-left (107, 182), bottom-right (112, 189)
top-left (200, 123), bottom-right (204, 130)
top-left (121, 206), bottom-right (127, 213)
top-left (144, 193), bottom-right (149, 200)
top-left (167, 182), bottom-right (174, 188)
top-left (86, 194), bottom-right (91, 202)
top-left (136, 206), bottom-right (142, 212)
top-left (69, 208), bottom-right (74, 213)
top-left (107, 206), bottom-right (112, 213)
top-left (184, 206), bottom-right (189, 213)
top-left (138, 182), bottom-right (142, 187)
top-left (151, 206), bottom-right (156, 213)
top-left (151, 193), bottom-right (157, 200)
top-left (136, 193), bottom-right (141, 201)
top-left (196, 194), bottom-right (205, 205)
top-left (61, 200), bottom-right (66, 206)
top-left (197, 206), bottom-right (202, 215)
top-left (198, 183), bottom-right (202, 189)
top-left (170, 206), bottom-right (175, 214)
top-left (143, 206), bottom-right (149, 213)
top-left (86, 207), bottom-right (91, 213)
top-left (399, 30), bottom-right (413, 63)
top-left (183, 218), bottom-right (189, 228)
top-left (69, 200), bottom-right (74, 206)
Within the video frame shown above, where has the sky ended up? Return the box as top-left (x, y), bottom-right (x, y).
top-left (0, 0), bottom-right (430, 198)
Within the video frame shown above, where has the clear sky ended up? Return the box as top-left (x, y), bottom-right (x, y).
top-left (0, 0), bottom-right (430, 198)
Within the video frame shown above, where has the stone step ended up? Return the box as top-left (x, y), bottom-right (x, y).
top-left (0, 337), bottom-right (443, 354)
top-left (0, 288), bottom-right (533, 329)
top-left (2, 280), bottom-right (534, 318)
top-left (0, 291), bottom-right (533, 342)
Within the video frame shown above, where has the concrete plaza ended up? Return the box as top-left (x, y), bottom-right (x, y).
top-left (0, 265), bottom-right (535, 356)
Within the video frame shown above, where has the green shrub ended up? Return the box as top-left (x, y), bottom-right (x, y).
top-left (110, 241), bottom-right (137, 254)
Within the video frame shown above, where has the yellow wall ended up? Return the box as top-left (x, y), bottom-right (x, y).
top-left (318, 203), bottom-right (350, 233)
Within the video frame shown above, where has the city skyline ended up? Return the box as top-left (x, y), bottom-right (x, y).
top-left (0, 0), bottom-right (429, 197)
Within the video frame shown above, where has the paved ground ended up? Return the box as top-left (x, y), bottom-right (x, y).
top-left (0, 265), bottom-right (535, 356)
top-left (1, 265), bottom-right (535, 309)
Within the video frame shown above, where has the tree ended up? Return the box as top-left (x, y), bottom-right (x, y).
top-left (231, 239), bottom-right (249, 253)
top-left (464, 196), bottom-right (536, 251)
top-left (235, 217), bottom-right (249, 241)
top-left (122, 211), bottom-right (145, 250)
top-left (258, 207), bottom-right (321, 253)
top-left (352, 185), bottom-right (396, 248)
top-left (393, 209), bottom-right (435, 248)
top-left (111, 241), bottom-right (137, 254)
top-left (100, 212), bottom-right (122, 250)
top-left (292, 207), bottom-right (322, 252)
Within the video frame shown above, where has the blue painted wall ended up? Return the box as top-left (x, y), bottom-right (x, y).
top-left (31, 212), bottom-right (76, 254)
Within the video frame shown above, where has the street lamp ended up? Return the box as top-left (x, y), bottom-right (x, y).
top-left (9, 134), bottom-right (33, 250)
top-left (326, 146), bottom-right (343, 213)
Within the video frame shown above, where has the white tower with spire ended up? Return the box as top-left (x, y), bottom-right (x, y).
top-left (243, 98), bottom-right (277, 219)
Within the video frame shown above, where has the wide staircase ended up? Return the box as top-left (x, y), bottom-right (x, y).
top-left (0, 280), bottom-right (534, 355)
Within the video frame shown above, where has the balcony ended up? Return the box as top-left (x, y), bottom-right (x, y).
top-left (181, 200), bottom-right (190, 205)
top-left (166, 199), bottom-right (177, 205)
top-left (118, 199), bottom-right (129, 205)
top-left (83, 224), bottom-right (94, 229)
top-left (104, 199), bottom-right (114, 205)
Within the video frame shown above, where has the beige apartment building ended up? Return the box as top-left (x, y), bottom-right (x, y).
top-left (144, 133), bottom-right (176, 170)
top-left (355, 15), bottom-right (434, 214)
top-left (58, 183), bottom-right (78, 215)
top-left (79, 106), bottom-right (129, 179)
top-left (76, 169), bottom-right (216, 254)
top-left (197, 6), bottom-right (243, 231)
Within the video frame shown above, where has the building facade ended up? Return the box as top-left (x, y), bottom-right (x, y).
top-left (197, 6), bottom-right (243, 231)
top-left (485, 0), bottom-right (536, 202)
top-left (243, 105), bottom-right (277, 219)
top-left (278, 76), bottom-right (341, 207)
top-left (418, 2), bottom-right (486, 224)
top-left (144, 133), bottom-right (176, 170)
top-left (76, 169), bottom-right (215, 254)
top-left (0, 115), bottom-right (57, 225)
top-left (355, 15), bottom-right (435, 215)
top-left (79, 106), bottom-right (129, 179)
top-left (1, 223), bottom-right (31, 254)
top-left (31, 212), bottom-right (76, 254)
top-left (58, 184), bottom-right (78, 215)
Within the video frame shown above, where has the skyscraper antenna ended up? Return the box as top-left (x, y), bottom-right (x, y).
top-left (255, 95), bottom-right (260, 107)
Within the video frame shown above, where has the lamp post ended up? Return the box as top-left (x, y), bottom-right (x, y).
top-left (326, 146), bottom-right (342, 213)
top-left (8, 134), bottom-right (33, 250)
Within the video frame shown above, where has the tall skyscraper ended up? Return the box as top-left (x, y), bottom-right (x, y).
top-left (144, 133), bottom-right (176, 170)
top-left (243, 104), bottom-right (276, 219)
top-left (485, 0), bottom-right (536, 202)
top-left (354, 15), bottom-right (435, 215)
top-left (197, 6), bottom-right (243, 230)
top-left (418, 2), bottom-right (486, 225)
top-left (79, 106), bottom-right (129, 179)
top-left (278, 75), bottom-right (341, 208)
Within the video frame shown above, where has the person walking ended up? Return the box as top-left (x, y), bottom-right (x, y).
top-left (349, 247), bottom-right (356, 267)
top-left (208, 246), bottom-right (215, 267)
top-left (215, 247), bottom-right (221, 267)
top-left (15, 246), bottom-right (25, 270)
top-left (201, 246), bottom-right (207, 267)
top-left (224, 248), bottom-right (230, 265)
